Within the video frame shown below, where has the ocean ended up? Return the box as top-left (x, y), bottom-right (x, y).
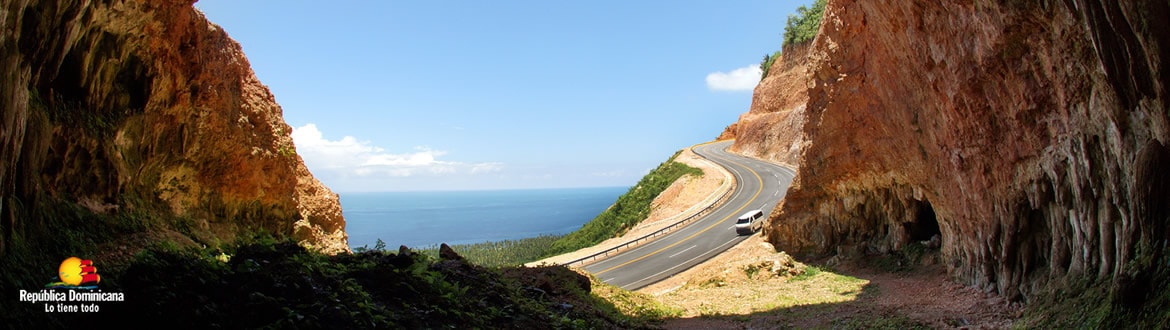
top-left (341, 187), bottom-right (627, 249)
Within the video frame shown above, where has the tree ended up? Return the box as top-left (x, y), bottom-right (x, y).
top-left (782, 0), bottom-right (828, 47)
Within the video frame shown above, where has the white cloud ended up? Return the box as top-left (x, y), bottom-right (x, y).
top-left (291, 123), bottom-right (503, 179)
top-left (591, 170), bottom-right (624, 178)
top-left (470, 162), bottom-right (504, 174)
top-left (705, 65), bottom-right (762, 91)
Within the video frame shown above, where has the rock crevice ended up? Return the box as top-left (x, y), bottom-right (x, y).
top-left (1, 0), bottom-right (347, 254)
top-left (728, 0), bottom-right (1168, 301)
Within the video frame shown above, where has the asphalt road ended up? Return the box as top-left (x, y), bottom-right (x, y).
top-left (582, 140), bottom-right (796, 290)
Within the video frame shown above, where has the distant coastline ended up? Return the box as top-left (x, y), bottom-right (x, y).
top-left (341, 187), bottom-right (626, 249)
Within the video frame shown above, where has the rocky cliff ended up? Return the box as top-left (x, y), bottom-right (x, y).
top-left (1, 0), bottom-right (347, 254)
top-left (730, 0), bottom-right (1168, 302)
top-left (719, 43), bottom-right (811, 168)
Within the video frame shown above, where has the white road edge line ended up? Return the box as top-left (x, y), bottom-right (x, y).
top-left (668, 245), bottom-right (697, 258)
top-left (626, 237), bottom-right (741, 289)
top-left (585, 222), bottom-right (697, 270)
top-left (587, 155), bottom-right (747, 271)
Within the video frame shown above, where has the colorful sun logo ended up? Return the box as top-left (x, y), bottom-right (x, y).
top-left (46, 257), bottom-right (100, 289)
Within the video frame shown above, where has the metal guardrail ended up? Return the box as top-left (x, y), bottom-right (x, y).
top-left (563, 145), bottom-right (737, 267)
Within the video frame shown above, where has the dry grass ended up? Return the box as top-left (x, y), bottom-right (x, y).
top-left (640, 235), bottom-right (870, 317)
top-left (635, 234), bottom-right (1019, 328)
top-left (585, 271), bottom-right (684, 321)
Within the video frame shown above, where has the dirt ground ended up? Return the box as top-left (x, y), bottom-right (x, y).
top-left (640, 234), bottom-right (1021, 329)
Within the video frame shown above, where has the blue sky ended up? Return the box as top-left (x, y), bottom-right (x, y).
top-left (194, 1), bottom-right (807, 192)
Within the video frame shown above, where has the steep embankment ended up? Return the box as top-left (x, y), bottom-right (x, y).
top-left (1, 1), bottom-right (346, 253)
top-left (728, 0), bottom-right (1169, 310)
top-left (719, 43), bottom-right (811, 168)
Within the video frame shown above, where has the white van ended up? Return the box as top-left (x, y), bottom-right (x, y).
top-left (735, 209), bottom-right (764, 235)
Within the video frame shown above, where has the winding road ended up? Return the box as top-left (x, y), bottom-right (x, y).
top-left (582, 140), bottom-right (796, 290)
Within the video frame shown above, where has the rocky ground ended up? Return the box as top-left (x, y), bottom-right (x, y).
top-left (640, 235), bottom-right (1020, 329)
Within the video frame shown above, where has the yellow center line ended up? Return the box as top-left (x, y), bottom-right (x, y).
top-left (595, 146), bottom-right (765, 275)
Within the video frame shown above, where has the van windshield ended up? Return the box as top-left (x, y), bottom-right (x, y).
top-left (736, 218), bottom-right (750, 224)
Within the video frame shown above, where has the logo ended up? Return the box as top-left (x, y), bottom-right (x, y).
top-left (17, 256), bottom-right (124, 313)
top-left (47, 257), bottom-right (101, 289)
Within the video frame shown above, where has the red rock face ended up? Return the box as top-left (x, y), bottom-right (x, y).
top-left (739, 0), bottom-right (1168, 300)
top-left (722, 43), bottom-right (813, 168)
top-left (0, 0), bottom-right (347, 254)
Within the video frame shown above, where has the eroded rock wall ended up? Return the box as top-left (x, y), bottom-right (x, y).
top-left (1, 0), bottom-right (347, 254)
top-left (721, 43), bottom-right (813, 168)
top-left (764, 0), bottom-right (1168, 301)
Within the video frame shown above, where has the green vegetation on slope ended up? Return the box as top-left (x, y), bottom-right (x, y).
top-left (414, 234), bottom-right (566, 267)
top-left (546, 150), bottom-right (702, 256)
top-left (1019, 267), bottom-right (1170, 328)
top-left (5, 235), bottom-right (660, 328)
top-left (591, 273), bottom-right (683, 320)
top-left (759, 0), bottom-right (827, 80)
top-left (1, 197), bottom-right (168, 285)
top-left (758, 50), bottom-right (783, 81)
top-left (782, 0), bottom-right (827, 48)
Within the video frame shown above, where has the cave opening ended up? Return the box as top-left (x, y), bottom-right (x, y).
top-left (909, 199), bottom-right (941, 241)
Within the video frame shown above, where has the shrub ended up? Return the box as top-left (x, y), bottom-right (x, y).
top-left (782, 0), bottom-right (828, 48)
top-left (758, 0), bottom-right (826, 81)
top-left (96, 239), bottom-right (653, 328)
top-left (418, 234), bottom-right (565, 267)
top-left (758, 50), bottom-right (783, 80)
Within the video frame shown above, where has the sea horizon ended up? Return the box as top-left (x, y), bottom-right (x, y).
top-left (333, 185), bottom-right (630, 194)
top-left (341, 186), bottom-right (627, 249)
